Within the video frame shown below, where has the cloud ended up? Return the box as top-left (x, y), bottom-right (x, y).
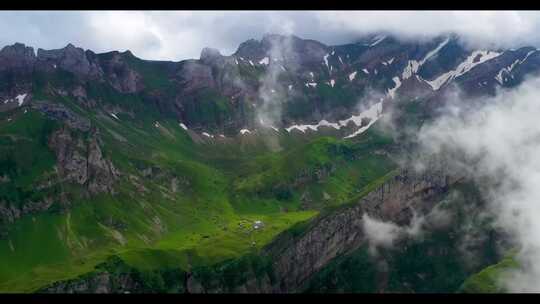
top-left (363, 214), bottom-right (403, 250)
top-left (316, 11), bottom-right (540, 50)
top-left (1, 11), bottom-right (540, 61)
top-left (362, 212), bottom-right (426, 255)
top-left (415, 76), bottom-right (540, 292)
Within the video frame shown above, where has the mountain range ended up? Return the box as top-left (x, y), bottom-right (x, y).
top-left (0, 32), bottom-right (535, 293)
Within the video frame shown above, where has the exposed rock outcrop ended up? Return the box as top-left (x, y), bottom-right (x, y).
top-left (32, 101), bottom-right (91, 131)
top-left (48, 126), bottom-right (119, 195)
top-left (37, 44), bottom-right (103, 79)
top-left (0, 197), bottom-right (55, 236)
top-left (0, 43), bottom-right (36, 72)
top-left (43, 272), bottom-right (140, 294)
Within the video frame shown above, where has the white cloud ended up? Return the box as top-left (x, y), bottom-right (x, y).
top-left (363, 214), bottom-right (403, 250)
top-left (1, 11), bottom-right (540, 61)
top-left (362, 212), bottom-right (426, 255)
top-left (416, 77), bottom-right (540, 292)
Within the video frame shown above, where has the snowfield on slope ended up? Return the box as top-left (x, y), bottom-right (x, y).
top-left (285, 100), bottom-right (384, 138)
top-left (426, 50), bottom-right (502, 90)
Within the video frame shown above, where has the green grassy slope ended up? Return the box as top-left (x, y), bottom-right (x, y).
top-left (460, 254), bottom-right (520, 293)
top-left (0, 92), bottom-right (396, 292)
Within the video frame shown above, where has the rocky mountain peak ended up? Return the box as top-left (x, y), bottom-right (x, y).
top-left (0, 42), bottom-right (35, 57)
top-left (0, 42), bottom-right (36, 70)
top-left (122, 50), bottom-right (135, 58)
top-left (200, 47), bottom-right (222, 61)
top-left (37, 43), bottom-right (102, 79)
top-left (234, 38), bottom-right (265, 59)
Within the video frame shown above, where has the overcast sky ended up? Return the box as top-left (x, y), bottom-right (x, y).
top-left (1, 11), bottom-right (539, 61)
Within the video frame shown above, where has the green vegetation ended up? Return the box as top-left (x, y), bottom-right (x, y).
top-left (0, 89), bottom-right (397, 293)
top-left (0, 110), bottom-right (59, 209)
top-left (182, 88), bottom-right (234, 128)
top-left (460, 254), bottom-right (520, 293)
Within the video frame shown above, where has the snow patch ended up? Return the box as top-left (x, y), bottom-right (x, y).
top-left (495, 50), bottom-right (536, 85)
top-left (330, 79), bottom-right (335, 88)
top-left (323, 54), bottom-right (329, 69)
top-left (4, 93), bottom-right (28, 106)
top-left (285, 119), bottom-right (340, 133)
top-left (370, 35), bottom-right (386, 47)
top-left (402, 38), bottom-right (450, 80)
top-left (15, 94), bottom-right (27, 106)
top-left (342, 102), bottom-right (384, 139)
top-left (495, 60), bottom-right (519, 84)
top-left (249, 60), bottom-right (254, 66)
top-left (339, 101), bottom-right (383, 129)
top-left (349, 71), bottom-right (357, 81)
top-left (110, 113), bottom-right (119, 120)
top-left (240, 129), bottom-right (251, 135)
top-left (426, 50), bottom-right (501, 90)
top-left (305, 82), bottom-right (317, 88)
top-left (179, 122), bottom-right (188, 130)
top-left (259, 57), bottom-right (269, 65)
top-left (284, 101), bottom-right (384, 137)
top-left (202, 132), bottom-right (213, 138)
top-left (362, 69), bottom-right (369, 74)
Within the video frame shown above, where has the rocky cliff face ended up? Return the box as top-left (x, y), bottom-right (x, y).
top-left (37, 44), bottom-right (104, 80)
top-left (244, 166), bottom-right (461, 293)
top-left (43, 272), bottom-right (140, 294)
top-left (48, 126), bottom-right (119, 196)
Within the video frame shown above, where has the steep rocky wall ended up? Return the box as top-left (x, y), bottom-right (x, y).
top-left (261, 167), bottom-right (460, 292)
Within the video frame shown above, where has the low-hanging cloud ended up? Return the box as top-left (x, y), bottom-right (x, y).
top-left (415, 76), bottom-right (540, 292)
top-left (1, 11), bottom-right (540, 61)
top-left (362, 212), bottom-right (426, 256)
